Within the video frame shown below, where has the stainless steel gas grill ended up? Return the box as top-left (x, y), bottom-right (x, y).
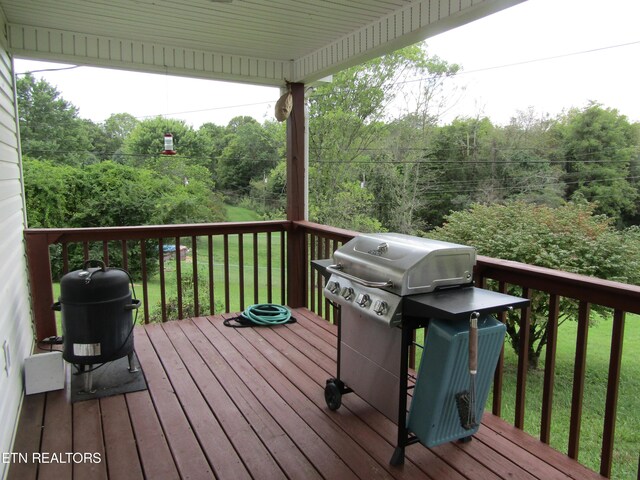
top-left (313, 233), bottom-right (529, 465)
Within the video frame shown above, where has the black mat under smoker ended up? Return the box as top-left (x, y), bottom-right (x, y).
top-left (69, 352), bottom-right (147, 403)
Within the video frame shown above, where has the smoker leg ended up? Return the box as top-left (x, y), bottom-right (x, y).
top-left (128, 351), bottom-right (140, 373)
top-left (81, 366), bottom-right (96, 394)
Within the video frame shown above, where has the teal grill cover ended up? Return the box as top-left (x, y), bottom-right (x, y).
top-left (407, 315), bottom-right (505, 447)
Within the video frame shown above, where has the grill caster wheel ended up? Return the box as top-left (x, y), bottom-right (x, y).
top-left (325, 380), bottom-right (342, 411)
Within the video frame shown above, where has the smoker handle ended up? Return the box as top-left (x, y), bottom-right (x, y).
top-left (124, 299), bottom-right (141, 310)
top-left (326, 265), bottom-right (393, 289)
top-left (83, 259), bottom-right (106, 271)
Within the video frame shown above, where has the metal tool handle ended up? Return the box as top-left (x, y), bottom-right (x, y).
top-left (469, 312), bottom-right (479, 374)
top-left (326, 265), bottom-right (393, 289)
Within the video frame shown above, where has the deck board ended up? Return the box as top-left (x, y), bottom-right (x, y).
top-left (125, 390), bottom-right (179, 480)
top-left (100, 395), bottom-right (144, 480)
top-left (7, 308), bottom-right (605, 480)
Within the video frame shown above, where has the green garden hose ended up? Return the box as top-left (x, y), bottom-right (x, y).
top-left (224, 304), bottom-right (294, 328)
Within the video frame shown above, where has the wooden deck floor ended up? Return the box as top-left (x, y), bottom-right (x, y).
top-left (9, 308), bottom-right (604, 480)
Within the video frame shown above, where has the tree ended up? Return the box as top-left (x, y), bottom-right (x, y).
top-left (22, 157), bottom-right (86, 228)
top-left (102, 113), bottom-right (140, 161)
top-left (308, 44), bottom-right (459, 232)
top-left (432, 200), bottom-right (638, 369)
top-left (216, 117), bottom-right (281, 192)
top-left (17, 73), bottom-right (93, 165)
top-left (23, 158), bottom-right (226, 279)
top-left (555, 103), bottom-right (639, 225)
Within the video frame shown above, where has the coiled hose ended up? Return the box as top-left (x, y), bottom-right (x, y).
top-left (224, 304), bottom-right (294, 328)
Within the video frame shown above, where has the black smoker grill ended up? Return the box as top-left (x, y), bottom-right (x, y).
top-left (314, 233), bottom-right (529, 465)
top-left (53, 260), bottom-right (141, 394)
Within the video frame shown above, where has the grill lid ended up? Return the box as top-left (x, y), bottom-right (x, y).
top-left (331, 233), bottom-right (476, 296)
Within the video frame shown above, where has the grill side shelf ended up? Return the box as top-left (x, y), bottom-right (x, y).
top-left (311, 259), bottom-right (333, 283)
top-left (402, 287), bottom-right (529, 322)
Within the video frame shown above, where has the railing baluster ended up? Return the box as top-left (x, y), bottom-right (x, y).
top-left (175, 237), bottom-right (183, 320)
top-left (600, 309), bottom-right (625, 477)
top-left (316, 234), bottom-right (323, 315)
top-left (83, 241), bottom-right (89, 261)
top-left (253, 233), bottom-right (259, 304)
top-left (238, 233), bottom-right (245, 311)
top-left (102, 240), bottom-right (109, 266)
top-left (331, 239), bottom-right (338, 323)
top-left (223, 234), bottom-right (230, 312)
top-left (492, 281), bottom-right (506, 417)
top-left (303, 230), bottom-right (309, 309)
top-left (192, 236), bottom-right (198, 317)
top-left (266, 232), bottom-right (273, 304)
top-left (158, 238), bottom-right (167, 323)
top-left (62, 242), bottom-right (69, 274)
top-left (317, 236), bottom-right (323, 318)
top-left (324, 237), bottom-right (332, 322)
top-left (280, 231), bottom-right (285, 306)
top-left (541, 293), bottom-right (560, 444)
top-left (208, 235), bottom-right (215, 315)
top-left (515, 287), bottom-right (531, 429)
top-left (140, 240), bottom-right (149, 324)
top-left (568, 300), bottom-right (591, 459)
top-left (309, 233), bottom-right (315, 312)
top-left (121, 240), bottom-right (128, 271)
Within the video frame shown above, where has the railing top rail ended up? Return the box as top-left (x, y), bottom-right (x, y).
top-left (24, 220), bottom-right (291, 244)
top-left (476, 255), bottom-right (640, 314)
top-left (295, 222), bottom-right (640, 314)
top-left (293, 220), bottom-right (358, 243)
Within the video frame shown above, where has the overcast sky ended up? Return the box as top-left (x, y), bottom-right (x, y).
top-left (14, 0), bottom-right (640, 128)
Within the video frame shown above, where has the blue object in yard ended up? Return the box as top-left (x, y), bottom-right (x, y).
top-left (163, 245), bottom-right (176, 253)
top-left (407, 315), bottom-right (506, 447)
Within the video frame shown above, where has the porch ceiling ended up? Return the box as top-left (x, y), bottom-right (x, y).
top-left (0, 0), bottom-right (524, 87)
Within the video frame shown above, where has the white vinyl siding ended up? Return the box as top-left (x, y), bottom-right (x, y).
top-left (0, 33), bottom-right (34, 480)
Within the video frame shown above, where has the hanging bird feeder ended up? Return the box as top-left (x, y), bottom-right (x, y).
top-left (162, 132), bottom-right (177, 155)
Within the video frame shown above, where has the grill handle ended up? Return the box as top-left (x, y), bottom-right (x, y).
top-left (326, 265), bottom-right (393, 289)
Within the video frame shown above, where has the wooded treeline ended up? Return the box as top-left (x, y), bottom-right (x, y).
top-left (18, 46), bottom-right (640, 234)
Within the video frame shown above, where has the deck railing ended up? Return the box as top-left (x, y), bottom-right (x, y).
top-left (24, 221), bottom-right (289, 340)
top-left (474, 256), bottom-right (640, 478)
top-left (24, 220), bottom-right (639, 478)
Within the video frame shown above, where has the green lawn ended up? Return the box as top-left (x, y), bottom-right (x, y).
top-left (225, 204), bottom-right (262, 222)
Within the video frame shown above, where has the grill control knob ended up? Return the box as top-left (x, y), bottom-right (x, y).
top-left (327, 281), bottom-right (341, 294)
top-left (341, 287), bottom-right (355, 301)
top-left (373, 300), bottom-right (388, 316)
top-left (356, 293), bottom-right (370, 308)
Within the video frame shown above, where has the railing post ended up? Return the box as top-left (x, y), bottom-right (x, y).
top-left (600, 309), bottom-right (625, 477)
top-left (286, 82), bottom-right (307, 308)
top-left (24, 232), bottom-right (57, 341)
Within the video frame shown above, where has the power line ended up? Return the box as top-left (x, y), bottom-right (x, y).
top-left (450, 39), bottom-right (640, 77)
top-left (16, 65), bottom-right (81, 76)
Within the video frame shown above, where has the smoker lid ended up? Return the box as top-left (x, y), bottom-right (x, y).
top-left (59, 265), bottom-right (130, 303)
